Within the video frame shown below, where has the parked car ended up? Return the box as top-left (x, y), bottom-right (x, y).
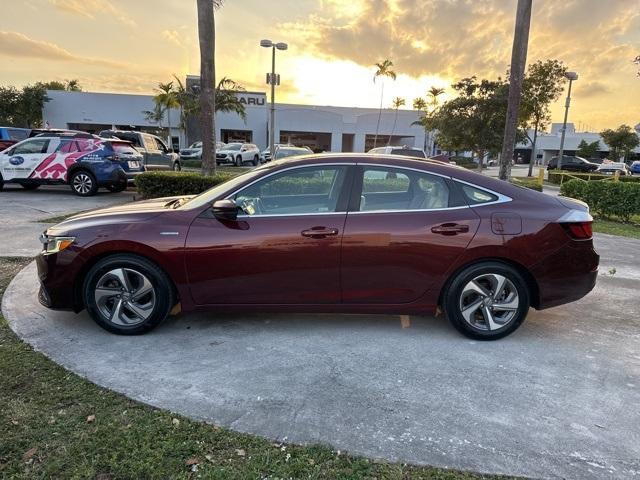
top-left (98, 130), bottom-right (181, 171)
top-left (0, 126), bottom-right (30, 151)
top-left (37, 154), bottom-right (598, 340)
top-left (216, 143), bottom-right (260, 166)
top-left (547, 156), bottom-right (599, 172)
top-left (0, 131), bottom-right (144, 196)
top-left (272, 146), bottom-right (313, 161)
top-left (179, 141), bottom-right (226, 160)
top-left (630, 161), bottom-right (640, 175)
top-left (597, 162), bottom-right (631, 176)
top-left (368, 145), bottom-right (427, 159)
top-left (260, 143), bottom-right (293, 163)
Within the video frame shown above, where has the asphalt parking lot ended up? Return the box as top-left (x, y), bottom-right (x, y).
top-left (0, 185), bottom-right (135, 257)
top-left (3, 235), bottom-right (640, 479)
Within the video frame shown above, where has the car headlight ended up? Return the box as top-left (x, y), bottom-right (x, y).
top-left (40, 234), bottom-right (75, 254)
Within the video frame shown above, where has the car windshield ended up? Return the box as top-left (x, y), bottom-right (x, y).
top-left (111, 142), bottom-right (139, 155)
top-left (391, 148), bottom-right (426, 158)
top-left (190, 142), bottom-right (202, 148)
top-left (224, 144), bottom-right (242, 151)
top-left (275, 148), bottom-right (309, 159)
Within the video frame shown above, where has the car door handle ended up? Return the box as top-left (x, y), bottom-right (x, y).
top-left (301, 227), bottom-right (339, 238)
top-left (431, 223), bottom-right (469, 235)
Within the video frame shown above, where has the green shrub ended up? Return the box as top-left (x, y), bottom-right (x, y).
top-left (560, 179), bottom-right (640, 221)
top-left (181, 159), bottom-right (202, 169)
top-left (510, 177), bottom-right (543, 192)
top-left (135, 171), bottom-right (234, 199)
top-left (548, 171), bottom-right (640, 184)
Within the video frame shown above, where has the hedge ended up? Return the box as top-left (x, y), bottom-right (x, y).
top-left (560, 179), bottom-right (640, 222)
top-left (509, 177), bottom-right (543, 192)
top-left (135, 171), bottom-right (234, 199)
top-left (548, 171), bottom-right (640, 185)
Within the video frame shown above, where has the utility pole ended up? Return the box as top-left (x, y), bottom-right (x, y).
top-left (557, 72), bottom-right (578, 171)
top-left (499, 0), bottom-right (532, 181)
top-left (261, 39), bottom-right (287, 159)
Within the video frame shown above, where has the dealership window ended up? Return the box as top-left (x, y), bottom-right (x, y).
top-left (359, 167), bottom-right (450, 211)
top-left (233, 166), bottom-right (347, 216)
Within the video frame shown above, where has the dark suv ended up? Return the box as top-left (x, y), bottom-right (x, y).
top-left (547, 156), bottom-right (599, 172)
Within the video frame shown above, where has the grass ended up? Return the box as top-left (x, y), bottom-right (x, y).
top-left (0, 257), bottom-right (509, 479)
top-left (593, 218), bottom-right (640, 239)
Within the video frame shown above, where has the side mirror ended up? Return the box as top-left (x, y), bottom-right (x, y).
top-left (212, 199), bottom-right (238, 221)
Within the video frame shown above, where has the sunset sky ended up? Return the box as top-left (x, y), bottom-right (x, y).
top-left (1, 0), bottom-right (639, 131)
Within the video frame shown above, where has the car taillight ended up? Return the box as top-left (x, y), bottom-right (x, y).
top-left (562, 222), bottom-right (593, 240)
top-left (105, 154), bottom-right (121, 162)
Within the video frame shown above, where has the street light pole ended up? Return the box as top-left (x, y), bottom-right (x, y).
top-left (261, 39), bottom-right (287, 160)
top-left (557, 71), bottom-right (578, 172)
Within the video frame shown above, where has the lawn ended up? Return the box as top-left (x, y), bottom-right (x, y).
top-left (0, 257), bottom-right (508, 479)
top-left (593, 218), bottom-right (640, 239)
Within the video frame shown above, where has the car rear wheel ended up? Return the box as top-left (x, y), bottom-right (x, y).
top-left (83, 254), bottom-right (175, 335)
top-left (252, 155), bottom-right (259, 166)
top-left (443, 262), bottom-right (530, 340)
top-left (173, 161), bottom-right (181, 172)
top-left (0, 173), bottom-right (4, 191)
top-left (69, 170), bottom-right (98, 196)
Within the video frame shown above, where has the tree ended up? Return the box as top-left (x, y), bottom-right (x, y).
top-left (387, 97), bottom-right (405, 145)
top-left (576, 139), bottom-right (600, 159)
top-left (42, 79), bottom-right (82, 92)
top-left (425, 87), bottom-right (445, 155)
top-left (197, 0), bottom-right (224, 176)
top-left (0, 86), bottom-right (21, 126)
top-left (520, 59), bottom-right (567, 175)
top-left (600, 125), bottom-right (640, 161)
top-left (429, 77), bottom-right (512, 171)
top-left (151, 81), bottom-right (180, 151)
top-left (635, 55), bottom-right (640, 77)
top-left (499, 0), bottom-right (532, 181)
top-left (412, 97), bottom-right (426, 111)
top-left (373, 59), bottom-right (397, 148)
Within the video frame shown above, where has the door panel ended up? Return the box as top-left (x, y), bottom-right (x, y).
top-left (341, 210), bottom-right (480, 303)
top-left (185, 214), bottom-right (345, 304)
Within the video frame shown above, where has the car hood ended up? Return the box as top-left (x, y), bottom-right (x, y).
top-left (217, 149), bottom-right (240, 154)
top-left (47, 196), bottom-right (195, 234)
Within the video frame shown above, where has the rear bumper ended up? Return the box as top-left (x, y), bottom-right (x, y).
top-left (532, 240), bottom-right (600, 309)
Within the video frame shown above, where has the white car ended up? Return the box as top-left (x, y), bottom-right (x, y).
top-left (260, 143), bottom-right (294, 163)
top-left (368, 145), bottom-right (427, 159)
top-left (216, 143), bottom-right (260, 166)
top-left (597, 162), bottom-right (631, 176)
top-left (179, 141), bottom-right (226, 160)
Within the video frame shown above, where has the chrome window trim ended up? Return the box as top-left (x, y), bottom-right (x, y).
top-left (356, 162), bottom-right (451, 180)
top-left (236, 211), bottom-right (346, 219)
top-left (348, 205), bottom-right (470, 215)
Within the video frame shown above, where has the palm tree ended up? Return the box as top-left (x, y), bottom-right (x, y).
top-left (425, 87), bottom-right (445, 155)
top-left (215, 77), bottom-right (247, 120)
top-left (387, 97), bottom-right (405, 145)
top-left (412, 97), bottom-right (427, 111)
top-left (373, 59), bottom-right (396, 148)
top-left (197, 0), bottom-right (224, 176)
top-left (152, 81), bottom-right (179, 151)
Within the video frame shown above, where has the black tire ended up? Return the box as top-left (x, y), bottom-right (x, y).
top-left (235, 155), bottom-right (243, 167)
top-left (106, 182), bottom-right (127, 193)
top-left (83, 254), bottom-right (175, 335)
top-left (0, 173), bottom-right (3, 192)
top-left (69, 170), bottom-right (98, 196)
top-left (443, 261), bottom-right (530, 341)
top-left (20, 182), bottom-right (40, 190)
top-left (173, 161), bottom-right (181, 172)
top-left (252, 155), bottom-right (259, 166)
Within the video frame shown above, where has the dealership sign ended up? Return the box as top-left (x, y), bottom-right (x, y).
top-left (237, 94), bottom-right (266, 106)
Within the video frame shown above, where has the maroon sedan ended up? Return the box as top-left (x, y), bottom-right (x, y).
top-left (36, 154), bottom-right (599, 340)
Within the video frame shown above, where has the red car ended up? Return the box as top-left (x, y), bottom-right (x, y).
top-left (36, 154), bottom-right (599, 340)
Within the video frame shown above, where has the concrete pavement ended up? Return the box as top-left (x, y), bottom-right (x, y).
top-left (0, 184), bottom-right (135, 257)
top-left (4, 232), bottom-right (640, 479)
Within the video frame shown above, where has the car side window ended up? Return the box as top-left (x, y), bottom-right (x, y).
top-left (55, 139), bottom-right (80, 153)
top-left (458, 183), bottom-right (498, 205)
top-left (359, 167), bottom-right (450, 211)
top-left (12, 139), bottom-right (50, 155)
top-left (233, 166), bottom-right (347, 216)
top-left (144, 135), bottom-right (157, 150)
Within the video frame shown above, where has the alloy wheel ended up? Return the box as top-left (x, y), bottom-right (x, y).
top-left (73, 173), bottom-right (93, 195)
top-left (458, 273), bottom-right (519, 331)
top-left (94, 268), bottom-right (156, 326)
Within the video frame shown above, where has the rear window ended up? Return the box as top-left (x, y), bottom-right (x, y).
top-left (458, 183), bottom-right (498, 205)
top-left (390, 148), bottom-right (426, 158)
top-left (111, 142), bottom-right (139, 155)
top-left (8, 129), bottom-right (29, 141)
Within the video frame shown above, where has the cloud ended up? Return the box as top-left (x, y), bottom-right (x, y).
top-left (162, 29), bottom-right (188, 49)
top-left (0, 31), bottom-right (126, 68)
top-left (575, 81), bottom-right (611, 98)
top-left (48, 0), bottom-right (136, 27)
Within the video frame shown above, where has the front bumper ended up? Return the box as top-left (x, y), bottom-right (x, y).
top-left (532, 239), bottom-right (600, 309)
top-left (36, 248), bottom-right (84, 311)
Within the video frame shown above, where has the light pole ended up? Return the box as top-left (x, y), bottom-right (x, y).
top-left (260, 39), bottom-right (287, 160)
top-left (556, 71), bottom-right (578, 172)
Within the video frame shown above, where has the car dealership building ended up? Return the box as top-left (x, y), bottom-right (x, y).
top-left (42, 77), bottom-right (640, 160)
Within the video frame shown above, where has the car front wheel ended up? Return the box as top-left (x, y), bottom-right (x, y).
top-left (235, 155), bottom-right (243, 167)
top-left (443, 262), bottom-right (530, 340)
top-left (69, 170), bottom-right (98, 196)
top-left (83, 254), bottom-right (175, 335)
top-left (173, 161), bottom-right (181, 171)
